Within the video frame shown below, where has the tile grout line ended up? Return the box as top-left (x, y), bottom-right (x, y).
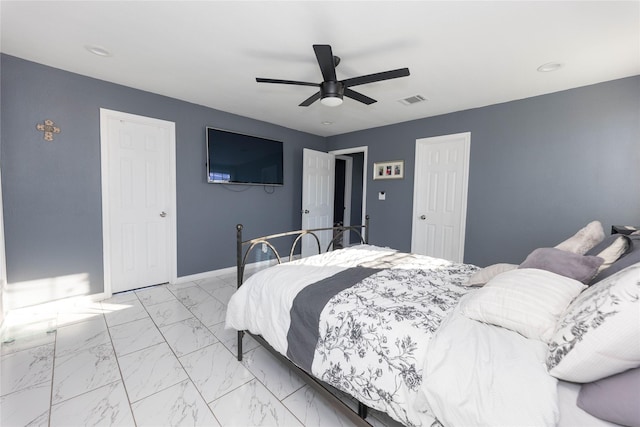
top-left (148, 284), bottom-right (225, 426)
top-left (192, 281), bottom-right (304, 426)
top-left (49, 313), bottom-right (123, 423)
top-left (104, 294), bottom-right (140, 427)
top-left (47, 328), bottom-right (57, 427)
top-left (195, 307), bottom-right (307, 426)
top-left (238, 346), bottom-right (307, 427)
top-left (2, 278), bottom-right (391, 427)
top-left (165, 280), bottom-right (292, 423)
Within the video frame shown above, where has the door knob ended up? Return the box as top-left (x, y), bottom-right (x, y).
top-left (420, 215), bottom-right (426, 220)
top-left (160, 211), bottom-right (167, 218)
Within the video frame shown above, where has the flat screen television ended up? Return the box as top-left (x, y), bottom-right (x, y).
top-left (206, 127), bottom-right (284, 186)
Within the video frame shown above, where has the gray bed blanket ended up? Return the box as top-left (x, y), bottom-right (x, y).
top-left (286, 266), bottom-right (380, 371)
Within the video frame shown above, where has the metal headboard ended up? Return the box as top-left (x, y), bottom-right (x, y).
top-left (236, 215), bottom-right (369, 289)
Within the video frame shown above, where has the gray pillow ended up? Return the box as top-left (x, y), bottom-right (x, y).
top-left (590, 235), bottom-right (640, 284)
top-left (518, 248), bottom-right (603, 284)
top-left (577, 368), bottom-right (640, 426)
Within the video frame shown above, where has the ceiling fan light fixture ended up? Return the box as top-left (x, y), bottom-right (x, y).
top-left (255, 45), bottom-right (410, 107)
top-left (320, 80), bottom-right (344, 107)
top-left (321, 96), bottom-right (343, 107)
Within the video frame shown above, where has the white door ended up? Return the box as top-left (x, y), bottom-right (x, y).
top-left (100, 109), bottom-right (176, 294)
top-left (411, 132), bottom-right (470, 262)
top-left (301, 148), bottom-right (335, 257)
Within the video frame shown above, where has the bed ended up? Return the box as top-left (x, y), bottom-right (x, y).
top-left (226, 219), bottom-right (640, 427)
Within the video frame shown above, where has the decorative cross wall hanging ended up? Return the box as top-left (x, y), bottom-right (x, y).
top-left (36, 119), bottom-right (61, 141)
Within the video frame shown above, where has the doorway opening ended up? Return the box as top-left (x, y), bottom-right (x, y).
top-left (301, 146), bottom-right (367, 257)
top-left (331, 148), bottom-right (367, 248)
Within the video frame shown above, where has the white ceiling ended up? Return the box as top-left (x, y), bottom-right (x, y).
top-left (1, 1), bottom-right (639, 137)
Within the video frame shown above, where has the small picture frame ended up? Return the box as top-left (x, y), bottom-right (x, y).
top-left (373, 160), bottom-right (404, 180)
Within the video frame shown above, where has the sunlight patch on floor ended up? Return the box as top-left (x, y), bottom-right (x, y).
top-left (1, 296), bottom-right (133, 343)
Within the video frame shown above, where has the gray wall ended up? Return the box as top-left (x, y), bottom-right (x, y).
top-left (1, 54), bottom-right (325, 299)
top-left (2, 52), bottom-right (638, 305)
top-left (327, 76), bottom-right (640, 266)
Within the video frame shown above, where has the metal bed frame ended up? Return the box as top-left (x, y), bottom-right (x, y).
top-left (235, 216), bottom-right (372, 426)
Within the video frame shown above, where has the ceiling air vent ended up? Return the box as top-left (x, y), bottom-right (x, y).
top-left (398, 95), bottom-right (427, 106)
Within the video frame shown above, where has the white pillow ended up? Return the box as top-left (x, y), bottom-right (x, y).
top-left (465, 263), bottom-right (518, 286)
top-left (593, 235), bottom-right (629, 273)
top-left (555, 220), bottom-right (605, 254)
top-left (547, 263), bottom-right (640, 382)
top-left (459, 268), bottom-right (586, 343)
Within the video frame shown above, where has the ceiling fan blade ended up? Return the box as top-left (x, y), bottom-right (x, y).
top-left (313, 45), bottom-right (337, 82)
top-left (344, 88), bottom-right (377, 105)
top-left (342, 68), bottom-right (410, 88)
top-left (299, 91), bottom-right (321, 107)
top-left (256, 77), bottom-right (318, 87)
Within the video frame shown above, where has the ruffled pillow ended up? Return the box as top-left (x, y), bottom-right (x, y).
top-left (555, 220), bottom-right (604, 254)
top-left (585, 234), bottom-right (630, 276)
top-left (547, 264), bottom-right (640, 382)
top-left (590, 234), bottom-right (640, 285)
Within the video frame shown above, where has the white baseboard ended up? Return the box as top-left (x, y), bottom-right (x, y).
top-left (173, 265), bottom-right (238, 284)
top-left (175, 256), bottom-right (300, 285)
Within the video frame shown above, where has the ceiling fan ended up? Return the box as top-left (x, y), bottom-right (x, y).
top-left (256, 44), bottom-right (410, 107)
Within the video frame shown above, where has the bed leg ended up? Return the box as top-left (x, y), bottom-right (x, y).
top-left (358, 401), bottom-right (368, 419)
top-left (237, 330), bottom-right (244, 361)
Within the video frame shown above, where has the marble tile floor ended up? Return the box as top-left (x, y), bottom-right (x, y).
top-left (0, 274), bottom-right (405, 427)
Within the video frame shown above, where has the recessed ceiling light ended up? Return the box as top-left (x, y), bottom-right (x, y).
top-left (537, 62), bottom-right (563, 72)
top-left (85, 45), bottom-right (111, 57)
top-left (321, 121), bottom-right (333, 125)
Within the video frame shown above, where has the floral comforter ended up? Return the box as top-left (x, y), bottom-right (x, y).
top-left (226, 245), bottom-right (478, 427)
